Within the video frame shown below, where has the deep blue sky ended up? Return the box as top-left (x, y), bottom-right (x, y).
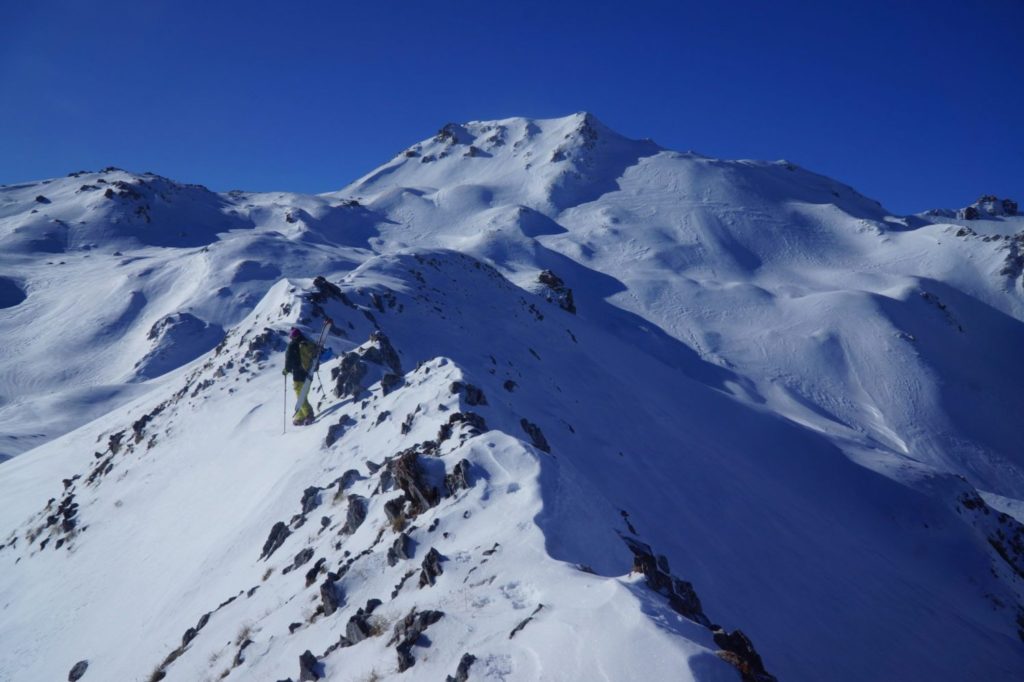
top-left (1, 0), bottom-right (1020, 214)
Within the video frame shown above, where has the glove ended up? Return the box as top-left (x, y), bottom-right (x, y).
top-left (281, 369), bottom-right (287, 376)
top-left (320, 347), bottom-right (334, 362)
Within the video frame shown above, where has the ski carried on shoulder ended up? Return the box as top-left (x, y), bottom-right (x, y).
top-left (293, 318), bottom-right (332, 420)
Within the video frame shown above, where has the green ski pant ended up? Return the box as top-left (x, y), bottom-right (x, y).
top-left (293, 380), bottom-right (314, 421)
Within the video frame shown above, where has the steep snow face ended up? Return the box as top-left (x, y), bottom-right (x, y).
top-left (1, 113), bottom-right (1024, 682)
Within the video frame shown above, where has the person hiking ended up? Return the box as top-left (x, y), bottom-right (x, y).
top-left (283, 327), bottom-right (320, 425)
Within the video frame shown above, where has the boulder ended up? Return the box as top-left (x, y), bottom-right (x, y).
top-left (341, 495), bottom-right (367, 534)
top-left (68, 660), bottom-right (88, 681)
top-left (320, 577), bottom-right (343, 617)
top-left (445, 653), bottom-right (477, 682)
top-left (389, 608), bottom-right (444, 672)
top-left (419, 547), bottom-right (444, 587)
top-left (444, 459), bottom-right (472, 496)
top-left (260, 521), bottom-right (291, 560)
top-left (298, 650), bottom-right (322, 681)
top-left (387, 532), bottom-right (413, 566)
top-left (520, 418), bottom-right (550, 452)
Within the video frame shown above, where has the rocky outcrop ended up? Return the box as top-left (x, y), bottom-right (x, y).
top-left (520, 418), bottom-right (550, 452)
top-left (387, 532), bottom-right (413, 566)
top-left (259, 521), bottom-right (291, 560)
top-left (625, 537), bottom-right (710, 626)
top-left (418, 547), bottom-right (445, 587)
top-left (450, 381), bottom-right (487, 406)
top-left (331, 331), bottom-right (403, 399)
top-left (444, 459), bottom-right (472, 497)
top-left (538, 270), bottom-right (576, 314)
top-left (389, 448), bottom-right (439, 516)
top-left (340, 495), bottom-right (367, 535)
top-left (388, 608), bottom-right (445, 672)
top-left (714, 629), bottom-right (778, 682)
top-left (957, 195), bottom-right (1019, 220)
top-left (346, 599), bottom-right (382, 646)
top-left (959, 492), bottom-right (1024, 580)
top-left (438, 412), bottom-right (488, 444)
top-left (324, 415), bottom-right (356, 447)
top-left (298, 650), bottom-right (322, 681)
top-left (446, 653), bottom-right (477, 682)
top-left (320, 575), bottom-right (343, 617)
top-left (623, 536), bottom-right (778, 681)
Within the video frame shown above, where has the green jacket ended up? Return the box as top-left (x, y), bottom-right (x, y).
top-left (284, 336), bottom-right (317, 382)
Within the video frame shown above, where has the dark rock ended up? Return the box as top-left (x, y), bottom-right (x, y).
top-left (341, 494), bottom-right (367, 534)
top-left (336, 468), bottom-right (363, 489)
top-left (298, 650), bottom-right (322, 681)
top-left (668, 579), bottom-right (708, 625)
top-left (520, 418), bottom-right (550, 452)
top-left (344, 601), bottom-right (380, 645)
top-left (450, 381), bottom-right (487, 406)
top-left (389, 608), bottom-right (444, 672)
top-left (290, 548), bottom-right (315, 571)
top-left (300, 487), bottom-right (321, 515)
top-left (503, 380), bottom-right (517, 392)
top-left (289, 622), bottom-right (302, 634)
top-left (35, 194), bottom-right (50, 204)
top-left (233, 638), bottom-right (253, 666)
top-left (260, 521), bottom-right (291, 560)
top-left (713, 629), bottom-right (777, 682)
top-left (320, 577), bottom-right (343, 616)
top-left (182, 626), bottom-right (199, 647)
top-left (309, 276), bottom-right (346, 305)
top-left (438, 412), bottom-right (487, 444)
top-left (419, 547), bottom-right (444, 587)
top-left (384, 498), bottom-right (405, 526)
top-left (444, 459), bottom-right (472, 496)
top-left (108, 431), bottom-right (125, 455)
top-left (509, 604), bottom-right (544, 639)
top-left (364, 331), bottom-right (402, 374)
top-left (331, 353), bottom-right (369, 398)
top-left (538, 269), bottom-right (576, 314)
top-left (381, 373), bottom-right (402, 395)
top-left (304, 558), bottom-right (326, 587)
top-left (624, 537), bottom-right (711, 626)
top-left (68, 660), bottom-right (89, 681)
top-left (387, 532), bottom-right (413, 566)
top-left (325, 415), bottom-right (356, 447)
top-left (389, 449), bottom-right (439, 515)
top-left (446, 653), bottom-right (477, 682)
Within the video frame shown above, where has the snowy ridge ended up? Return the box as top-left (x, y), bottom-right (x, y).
top-left (1, 114), bottom-right (1024, 681)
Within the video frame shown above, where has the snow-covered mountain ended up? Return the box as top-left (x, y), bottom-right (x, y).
top-left (1, 113), bottom-right (1022, 681)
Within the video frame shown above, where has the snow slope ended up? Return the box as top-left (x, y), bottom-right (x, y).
top-left (1, 114), bottom-right (1023, 681)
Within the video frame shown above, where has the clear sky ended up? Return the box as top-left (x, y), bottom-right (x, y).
top-left (1, 0), bottom-right (1020, 214)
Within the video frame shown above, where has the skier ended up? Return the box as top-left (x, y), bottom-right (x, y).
top-left (283, 327), bottom-right (319, 425)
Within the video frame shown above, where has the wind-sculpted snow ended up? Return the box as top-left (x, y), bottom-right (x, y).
top-left (1, 113), bottom-right (1023, 681)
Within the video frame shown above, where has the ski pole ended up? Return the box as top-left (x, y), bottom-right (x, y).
top-left (283, 374), bottom-right (287, 434)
